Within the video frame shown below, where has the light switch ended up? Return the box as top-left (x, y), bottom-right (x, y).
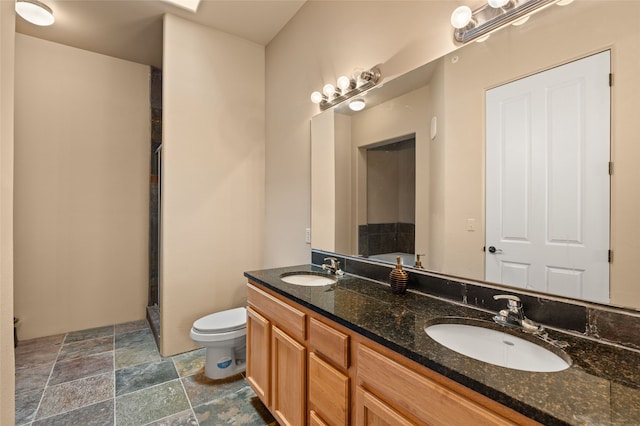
top-left (467, 219), bottom-right (476, 232)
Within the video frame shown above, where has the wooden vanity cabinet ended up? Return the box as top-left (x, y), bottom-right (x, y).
top-left (247, 283), bottom-right (307, 426)
top-left (246, 280), bottom-right (538, 426)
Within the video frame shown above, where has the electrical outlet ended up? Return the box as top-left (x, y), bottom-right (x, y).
top-left (305, 228), bottom-right (311, 244)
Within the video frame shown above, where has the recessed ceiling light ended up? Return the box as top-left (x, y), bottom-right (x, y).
top-left (162, 0), bottom-right (202, 13)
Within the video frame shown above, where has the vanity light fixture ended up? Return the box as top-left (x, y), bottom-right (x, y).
top-left (15, 0), bottom-right (55, 26)
top-left (451, 0), bottom-right (572, 44)
top-left (310, 67), bottom-right (381, 111)
top-left (323, 83), bottom-right (336, 97)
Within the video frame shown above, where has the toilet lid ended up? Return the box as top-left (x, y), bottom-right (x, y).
top-left (193, 307), bottom-right (247, 333)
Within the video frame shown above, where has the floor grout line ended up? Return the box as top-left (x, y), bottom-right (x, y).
top-left (113, 325), bottom-right (117, 426)
top-left (30, 331), bottom-right (67, 424)
top-left (172, 355), bottom-right (200, 426)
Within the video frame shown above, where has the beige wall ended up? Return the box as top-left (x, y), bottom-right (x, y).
top-left (311, 111), bottom-right (352, 254)
top-left (428, 60), bottom-right (447, 272)
top-left (264, 1), bottom-right (459, 268)
top-left (367, 149), bottom-right (402, 224)
top-left (162, 14), bottom-right (265, 356)
top-left (0, 1), bottom-right (15, 423)
top-left (334, 113), bottom-right (352, 255)
top-left (13, 34), bottom-right (150, 339)
top-left (310, 110), bottom-right (337, 252)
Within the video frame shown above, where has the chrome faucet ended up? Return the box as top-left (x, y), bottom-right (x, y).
top-left (492, 295), bottom-right (542, 333)
top-left (493, 294), bottom-right (569, 348)
top-left (322, 257), bottom-right (344, 275)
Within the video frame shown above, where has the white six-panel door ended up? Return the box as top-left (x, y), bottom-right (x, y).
top-left (485, 51), bottom-right (610, 304)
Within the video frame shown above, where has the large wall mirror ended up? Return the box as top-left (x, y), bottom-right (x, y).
top-left (310, 0), bottom-right (640, 310)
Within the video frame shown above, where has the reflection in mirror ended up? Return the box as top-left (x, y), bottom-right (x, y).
top-left (310, 0), bottom-right (640, 310)
top-left (361, 137), bottom-right (416, 266)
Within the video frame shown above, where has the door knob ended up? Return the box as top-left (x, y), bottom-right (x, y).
top-left (488, 246), bottom-right (503, 254)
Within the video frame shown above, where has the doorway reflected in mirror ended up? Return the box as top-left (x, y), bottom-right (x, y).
top-left (359, 137), bottom-right (415, 267)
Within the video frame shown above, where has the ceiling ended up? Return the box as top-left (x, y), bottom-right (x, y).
top-left (15, 0), bottom-right (307, 68)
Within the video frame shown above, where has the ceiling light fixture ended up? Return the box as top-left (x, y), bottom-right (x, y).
top-left (162, 0), bottom-right (202, 13)
top-left (310, 67), bottom-right (381, 111)
top-left (349, 99), bottom-right (366, 112)
top-left (15, 0), bottom-right (55, 26)
top-left (451, 0), bottom-right (571, 44)
top-left (488, 0), bottom-right (511, 8)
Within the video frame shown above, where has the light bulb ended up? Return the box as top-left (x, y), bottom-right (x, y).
top-left (488, 0), bottom-right (509, 8)
top-left (15, 0), bottom-right (55, 26)
top-left (310, 91), bottom-right (323, 104)
top-left (323, 84), bottom-right (335, 97)
top-left (337, 76), bottom-right (352, 91)
top-left (450, 6), bottom-right (473, 29)
top-left (349, 99), bottom-right (366, 112)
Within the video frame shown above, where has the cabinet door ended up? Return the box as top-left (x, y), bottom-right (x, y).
top-left (356, 387), bottom-right (417, 426)
top-left (272, 326), bottom-right (306, 426)
top-left (310, 410), bottom-right (329, 426)
top-left (246, 306), bottom-right (270, 406)
top-left (309, 352), bottom-right (349, 426)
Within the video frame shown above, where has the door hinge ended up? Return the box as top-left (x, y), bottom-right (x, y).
top-left (609, 162), bottom-right (613, 175)
top-left (609, 73), bottom-right (613, 87)
top-left (608, 250), bottom-right (613, 263)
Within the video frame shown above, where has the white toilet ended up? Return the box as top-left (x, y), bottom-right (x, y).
top-left (190, 307), bottom-right (247, 380)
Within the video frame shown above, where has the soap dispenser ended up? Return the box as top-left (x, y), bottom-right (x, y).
top-left (389, 256), bottom-right (408, 294)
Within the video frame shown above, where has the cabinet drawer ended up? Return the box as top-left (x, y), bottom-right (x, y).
top-left (357, 345), bottom-right (517, 426)
top-left (247, 283), bottom-right (306, 341)
top-left (309, 318), bottom-right (349, 369)
top-left (309, 352), bottom-right (349, 426)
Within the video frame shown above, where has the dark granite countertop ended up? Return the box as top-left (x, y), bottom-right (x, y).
top-left (245, 265), bottom-right (640, 426)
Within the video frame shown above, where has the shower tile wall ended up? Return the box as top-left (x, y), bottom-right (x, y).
top-left (358, 222), bottom-right (415, 257)
top-left (148, 66), bottom-right (162, 341)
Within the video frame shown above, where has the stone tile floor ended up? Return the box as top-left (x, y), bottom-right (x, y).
top-left (15, 320), bottom-right (277, 426)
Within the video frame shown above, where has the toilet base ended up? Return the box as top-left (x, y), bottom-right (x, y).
top-left (203, 340), bottom-right (246, 380)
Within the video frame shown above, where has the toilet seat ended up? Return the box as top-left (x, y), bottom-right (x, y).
top-left (192, 307), bottom-right (246, 334)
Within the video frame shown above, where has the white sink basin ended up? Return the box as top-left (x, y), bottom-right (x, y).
top-left (280, 273), bottom-right (337, 286)
top-left (425, 323), bottom-right (570, 372)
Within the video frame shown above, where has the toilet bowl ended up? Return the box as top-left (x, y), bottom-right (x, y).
top-left (190, 307), bottom-right (247, 380)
